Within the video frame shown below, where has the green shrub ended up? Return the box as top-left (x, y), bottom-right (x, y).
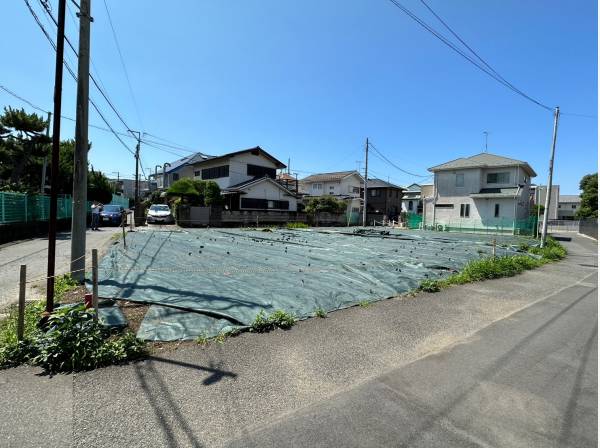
top-left (286, 222), bottom-right (309, 229)
top-left (54, 274), bottom-right (79, 301)
top-left (251, 310), bottom-right (296, 332)
top-left (1, 304), bottom-right (146, 372)
top-left (0, 301), bottom-right (44, 347)
top-left (358, 300), bottom-right (371, 308)
top-left (528, 237), bottom-right (567, 260)
top-left (418, 279), bottom-right (442, 292)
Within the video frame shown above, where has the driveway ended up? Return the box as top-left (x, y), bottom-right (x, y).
top-left (0, 227), bottom-right (122, 309)
top-left (0, 234), bottom-right (596, 447)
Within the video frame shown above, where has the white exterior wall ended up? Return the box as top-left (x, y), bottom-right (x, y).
top-left (425, 166), bottom-right (533, 227)
top-left (240, 180), bottom-right (297, 211)
top-left (189, 153), bottom-right (279, 189)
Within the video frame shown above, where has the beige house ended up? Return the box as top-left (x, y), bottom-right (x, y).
top-left (558, 195), bottom-right (581, 220)
top-left (299, 171), bottom-right (364, 214)
top-left (424, 153), bottom-right (536, 231)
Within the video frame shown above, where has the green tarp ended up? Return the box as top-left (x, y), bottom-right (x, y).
top-left (96, 227), bottom-right (534, 341)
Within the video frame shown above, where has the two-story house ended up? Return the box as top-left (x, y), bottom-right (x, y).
top-left (401, 183), bottom-right (424, 214)
top-left (424, 153), bottom-right (536, 232)
top-left (299, 171), bottom-right (364, 215)
top-left (557, 195), bottom-right (581, 220)
top-left (159, 146), bottom-right (298, 211)
top-left (366, 179), bottom-right (404, 219)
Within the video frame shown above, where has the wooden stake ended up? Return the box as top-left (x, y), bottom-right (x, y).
top-left (92, 249), bottom-right (99, 318)
top-left (17, 265), bottom-right (26, 341)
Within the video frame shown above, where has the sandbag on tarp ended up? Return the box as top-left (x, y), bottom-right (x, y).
top-left (96, 227), bottom-right (534, 340)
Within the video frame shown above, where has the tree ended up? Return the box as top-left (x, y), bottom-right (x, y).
top-left (576, 173), bottom-right (598, 219)
top-left (304, 196), bottom-right (347, 214)
top-left (167, 178), bottom-right (221, 206)
top-left (87, 169), bottom-right (114, 204)
top-left (0, 107), bottom-right (50, 191)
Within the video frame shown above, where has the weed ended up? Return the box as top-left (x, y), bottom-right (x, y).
top-left (358, 300), bottom-right (370, 308)
top-left (251, 310), bottom-right (296, 332)
top-left (54, 274), bottom-right (79, 302)
top-left (286, 222), bottom-right (309, 229)
top-left (0, 301), bottom-right (44, 347)
top-left (314, 307), bottom-right (327, 318)
top-left (418, 279), bottom-right (441, 293)
top-left (195, 333), bottom-right (209, 345)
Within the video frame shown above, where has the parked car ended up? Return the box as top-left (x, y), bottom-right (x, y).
top-left (99, 205), bottom-right (126, 226)
top-left (146, 204), bottom-right (175, 224)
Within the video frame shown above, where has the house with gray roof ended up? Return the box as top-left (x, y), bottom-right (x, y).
top-left (401, 183), bottom-right (423, 214)
top-left (366, 179), bottom-right (404, 219)
top-left (558, 194), bottom-right (581, 220)
top-left (157, 146), bottom-right (298, 212)
top-left (424, 152), bottom-right (537, 232)
top-left (299, 170), bottom-right (364, 215)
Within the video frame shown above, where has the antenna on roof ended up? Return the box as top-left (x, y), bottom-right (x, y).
top-left (483, 131), bottom-right (490, 153)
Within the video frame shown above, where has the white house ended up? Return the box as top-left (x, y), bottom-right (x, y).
top-left (299, 170), bottom-right (364, 214)
top-left (558, 195), bottom-right (581, 220)
top-left (424, 153), bottom-right (536, 232)
top-left (158, 146), bottom-right (298, 212)
top-left (401, 183), bottom-right (423, 214)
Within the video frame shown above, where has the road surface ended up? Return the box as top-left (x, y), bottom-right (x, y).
top-left (0, 227), bottom-right (121, 309)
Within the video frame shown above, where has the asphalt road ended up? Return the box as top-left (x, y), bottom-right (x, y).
top-left (0, 233), bottom-right (596, 447)
top-left (0, 227), bottom-right (121, 309)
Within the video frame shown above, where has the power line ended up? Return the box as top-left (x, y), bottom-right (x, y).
top-left (0, 85), bottom-right (49, 114)
top-left (102, 0), bottom-right (144, 130)
top-left (368, 141), bottom-right (431, 178)
top-left (386, 0), bottom-right (554, 112)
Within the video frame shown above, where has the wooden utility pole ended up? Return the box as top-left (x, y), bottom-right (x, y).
top-left (45, 0), bottom-right (67, 315)
top-left (71, 0), bottom-right (92, 283)
top-left (540, 107), bottom-right (560, 248)
top-left (40, 112), bottom-right (52, 193)
top-left (362, 138), bottom-right (369, 227)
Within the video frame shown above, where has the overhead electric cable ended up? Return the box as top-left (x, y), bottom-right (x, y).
top-left (368, 142), bottom-right (431, 178)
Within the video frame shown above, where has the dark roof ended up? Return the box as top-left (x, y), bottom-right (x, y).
top-left (189, 146), bottom-right (286, 169)
top-left (559, 195), bottom-right (581, 203)
top-left (429, 152), bottom-right (537, 177)
top-left (300, 171), bottom-right (362, 183)
top-left (404, 183), bottom-right (421, 192)
top-left (223, 176), bottom-right (295, 195)
top-left (367, 178), bottom-right (404, 189)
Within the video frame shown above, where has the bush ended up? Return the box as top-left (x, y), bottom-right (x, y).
top-left (0, 304), bottom-right (146, 372)
top-left (314, 307), bottom-right (327, 318)
top-left (251, 310), bottom-right (296, 332)
top-left (418, 279), bottom-right (441, 293)
top-left (286, 222), bottom-right (309, 229)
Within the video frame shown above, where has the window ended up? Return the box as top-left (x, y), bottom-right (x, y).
top-left (572, 204), bottom-right (577, 209)
top-left (240, 198), bottom-right (289, 210)
top-left (460, 204), bottom-right (470, 218)
top-left (194, 170), bottom-right (200, 177)
top-left (351, 207), bottom-right (360, 213)
top-left (329, 192), bottom-right (334, 195)
top-left (352, 186), bottom-right (360, 194)
top-left (487, 172), bottom-right (510, 184)
top-left (435, 204), bottom-right (454, 208)
top-left (313, 183), bottom-right (322, 191)
top-left (329, 185), bottom-right (335, 190)
top-left (408, 200), bottom-right (413, 211)
top-left (247, 164), bottom-right (276, 179)
top-left (389, 190), bottom-right (392, 198)
top-left (558, 204), bottom-right (562, 208)
top-left (202, 165), bottom-right (229, 180)
top-left (370, 190), bottom-right (378, 197)
top-left (494, 203), bottom-right (500, 217)
top-left (172, 173), bottom-right (180, 181)
top-left (455, 173), bottom-right (464, 187)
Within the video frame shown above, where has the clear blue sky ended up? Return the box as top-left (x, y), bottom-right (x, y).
top-left (1, 0), bottom-right (597, 193)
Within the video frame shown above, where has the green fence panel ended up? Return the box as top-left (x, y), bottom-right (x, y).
top-left (427, 215), bottom-right (538, 236)
top-left (406, 213), bottom-right (422, 229)
top-left (0, 192), bottom-right (89, 224)
top-left (109, 194), bottom-right (129, 209)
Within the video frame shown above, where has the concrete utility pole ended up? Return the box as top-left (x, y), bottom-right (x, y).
top-left (163, 162), bottom-right (171, 189)
top-left (131, 131), bottom-right (141, 205)
top-left (45, 0), bottom-right (67, 315)
top-left (540, 106), bottom-right (560, 248)
top-left (70, 0), bottom-right (92, 283)
top-left (362, 138), bottom-right (369, 227)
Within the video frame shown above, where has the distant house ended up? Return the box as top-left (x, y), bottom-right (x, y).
top-left (299, 171), bottom-right (364, 215)
top-left (276, 172), bottom-right (298, 193)
top-left (158, 146), bottom-right (298, 212)
top-left (366, 179), bottom-right (404, 219)
top-left (558, 195), bottom-right (581, 220)
top-left (530, 185), bottom-right (560, 220)
top-left (424, 153), bottom-right (536, 232)
top-left (401, 183), bottom-right (423, 214)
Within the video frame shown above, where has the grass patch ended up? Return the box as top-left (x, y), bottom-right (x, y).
top-left (314, 307), bottom-right (327, 318)
top-left (251, 310), bottom-right (296, 332)
top-left (54, 274), bottom-right (79, 302)
top-left (418, 237), bottom-right (567, 293)
top-left (0, 304), bottom-right (146, 372)
top-left (358, 300), bottom-right (371, 308)
top-left (286, 222), bottom-right (309, 229)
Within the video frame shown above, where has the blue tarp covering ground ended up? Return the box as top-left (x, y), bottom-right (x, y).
top-left (96, 227), bottom-right (534, 341)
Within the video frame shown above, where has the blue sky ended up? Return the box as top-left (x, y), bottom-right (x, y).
top-left (1, 0), bottom-right (597, 193)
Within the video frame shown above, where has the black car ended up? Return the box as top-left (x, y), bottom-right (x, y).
top-left (99, 205), bottom-right (126, 226)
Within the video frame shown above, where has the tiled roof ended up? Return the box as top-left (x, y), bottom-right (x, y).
top-left (429, 152), bottom-right (537, 177)
top-left (367, 178), bottom-right (404, 189)
top-left (300, 171), bottom-right (362, 183)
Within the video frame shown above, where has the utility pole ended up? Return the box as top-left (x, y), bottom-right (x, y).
top-left (131, 131), bottom-right (141, 206)
top-left (70, 0), bottom-right (92, 283)
top-left (483, 131), bottom-right (489, 152)
top-left (40, 112), bottom-right (52, 193)
top-left (362, 138), bottom-right (369, 227)
top-left (540, 107), bottom-right (560, 248)
top-left (45, 0), bottom-right (67, 315)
